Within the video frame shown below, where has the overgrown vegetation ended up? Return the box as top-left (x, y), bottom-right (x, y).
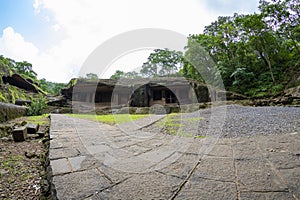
top-left (110, 0), bottom-right (300, 98)
top-left (26, 96), bottom-right (47, 116)
top-left (68, 114), bottom-right (149, 125)
top-left (27, 114), bottom-right (49, 125)
top-left (0, 55), bottom-right (66, 99)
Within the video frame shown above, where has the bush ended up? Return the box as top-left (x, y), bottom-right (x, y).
top-left (26, 97), bottom-right (47, 116)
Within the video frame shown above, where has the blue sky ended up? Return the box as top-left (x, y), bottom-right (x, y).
top-left (0, 0), bottom-right (259, 83)
top-left (0, 0), bottom-right (61, 50)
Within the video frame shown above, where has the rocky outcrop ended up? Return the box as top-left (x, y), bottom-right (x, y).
top-left (61, 78), bottom-right (248, 107)
top-left (284, 86), bottom-right (300, 98)
top-left (2, 74), bottom-right (42, 94)
top-left (0, 102), bottom-right (27, 122)
top-left (269, 86), bottom-right (300, 105)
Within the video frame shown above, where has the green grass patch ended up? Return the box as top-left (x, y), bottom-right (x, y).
top-left (27, 114), bottom-right (49, 125)
top-left (68, 114), bottom-right (149, 125)
top-left (157, 113), bottom-right (205, 138)
top-left (194, 135), bottom-right (206, 139)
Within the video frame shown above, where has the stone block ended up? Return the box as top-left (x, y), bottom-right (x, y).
top-left (12, 126), bottom-right (27, 142)
top-left (26, 123), bottom-right (40, 134)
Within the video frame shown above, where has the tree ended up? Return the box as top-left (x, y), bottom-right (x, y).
top-left (16, 61), bottom-right (37, 79)
top-left (124, 71), bottom-right (140, 79)
top-left (85, 73), bottom-right (99, 80)
top-left (140, 49), bottom-right (183, 77)
top-left (237, 13), bottom-right (279, 84)
top-left (182, 8), bottom-right (293, 95)
top-left (140, 62), bottom-right (158, 77)
top-left (259, 0), bottom-right (300, 54)
top-left (110, 70), bottom-right (125, 79)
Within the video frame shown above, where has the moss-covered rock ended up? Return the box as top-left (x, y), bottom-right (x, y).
top-left (0, 102), bottom-right (27, 122)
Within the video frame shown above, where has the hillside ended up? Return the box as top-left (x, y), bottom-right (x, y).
top-left (0, 55), bottom-right (65, 105)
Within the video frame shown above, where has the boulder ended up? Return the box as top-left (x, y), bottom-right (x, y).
top-left (2, 74), bottom-right (39, 93)
top-left (0, 102), bottom-right (27, 123)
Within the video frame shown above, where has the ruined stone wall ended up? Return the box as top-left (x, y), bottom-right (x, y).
top-left (0, 102), bottom-right (27, 122)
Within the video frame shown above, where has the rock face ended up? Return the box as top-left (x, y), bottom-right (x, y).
top-left (0, 102), bottom-right (27, 123)
top-left (263, 86), bottom-right (300, 106)
top-left (2, 74), bottom-right (40, 93)
top-left (61, 78), bottom-right (247, 108)
top-left (284, 86), bottom-right (300, 98)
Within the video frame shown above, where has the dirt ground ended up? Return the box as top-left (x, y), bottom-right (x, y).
top-left (0, 116), bottom-right (50, 200)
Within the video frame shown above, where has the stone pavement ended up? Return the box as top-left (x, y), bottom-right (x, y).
top-left (49, 114), bottom-right (300, 200)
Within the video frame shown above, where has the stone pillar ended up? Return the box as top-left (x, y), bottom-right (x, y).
top-left (113, 94), bottom-right (118, 105)
top-left (86, 93), bottom-right (90, 102)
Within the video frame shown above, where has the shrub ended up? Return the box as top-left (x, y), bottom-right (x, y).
top-left (26, 96), bottom-right (47, 116)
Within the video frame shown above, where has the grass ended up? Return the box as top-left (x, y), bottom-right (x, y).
top-left (27, 114), bottom-right (49, 125)
top-left (157, 113), bottom-right (206, 138)
top-left (68, 114), bottom-right (149, 125)
top-left (69, 113), bottom-right (206, 138)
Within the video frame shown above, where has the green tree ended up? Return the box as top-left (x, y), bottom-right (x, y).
top-left (124, 71), bottom-right (140, 79)
top-left (140, 62), bottom-right (158, 77)
top-left (85, 73), bottom-right (99, 80)
top-left (260, 0), bottom-right (300, 54)
top-left (110, 70), bottom-right (125, 79)
top-left (140, 49), bottom-right (183, 77)
top-left (16, 61), bottom-right (37, 79)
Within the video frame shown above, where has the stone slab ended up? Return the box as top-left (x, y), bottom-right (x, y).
top-left (53, 168), bottom-right (111, 199)
top-left (98, 172), bottom-right (182, 200)
top-left (176, 179), bottom-right (236, 200)
top-left (191, 157), bottom-right (235, 182)
top-left (236, 159), bottom-right (288, 192)
top-left (51, 158), bottom-right (72, 175)
top-left (48, 114), bottom-right (300, 199)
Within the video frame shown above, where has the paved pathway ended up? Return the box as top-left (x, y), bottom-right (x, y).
top-left (49, 114), bottom-right (300, 200)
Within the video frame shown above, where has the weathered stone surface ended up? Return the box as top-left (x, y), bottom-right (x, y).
top-left (50, 158), bottom-right (71, 175)
top-left (236, 159), bottom-right (288, 192)
top-left (49, 148), bottom-right (81, 160)
top-left (191, 157), bottom-right (235, 182)
top-left (233, 139), bottom-right (263, 160)
top-left (68, 156), bottom-right (86, 171)
top-left (26, 123), bottom-right (39, 134)
top-left (2, 74), bottom-right (39, 93)
top-left (15, 99), bottom-right (31, 106)
top-left (204, 144), bottom-right (232, 157)
top-left (99, 172), bottom-right (183, 200)
top-left (176, 179), bottom-right (236, 200)
top-left (0, 102), bottom-right (26, 123)
top-left (53, 169), bottom-right (111, 199)
top-left (157, 153), bottom-right (200, 179)
top-left (12, 126), bottom-right (27, 142)
top-left (279, 168), bottom-right (300, 198)
top-left (240, 191), bottom-right (294, 200)
top-left (48, 114), bottom-right (300, 199)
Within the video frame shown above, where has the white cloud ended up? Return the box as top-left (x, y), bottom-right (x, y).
top-left (0, 27), bottom-right (39, 62)
top-left (0, 27), bottom-right (76, 82)
top-left (31, 0), bottom-right (219, 81)
top-left (1, 0), bottom-right (259, 82)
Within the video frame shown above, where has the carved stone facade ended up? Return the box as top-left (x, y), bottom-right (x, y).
top-left (61, 78), bottom-right (212, 108)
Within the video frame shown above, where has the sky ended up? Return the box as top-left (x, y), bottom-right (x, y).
top-left (0, 0), bottom-right (259, 83)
